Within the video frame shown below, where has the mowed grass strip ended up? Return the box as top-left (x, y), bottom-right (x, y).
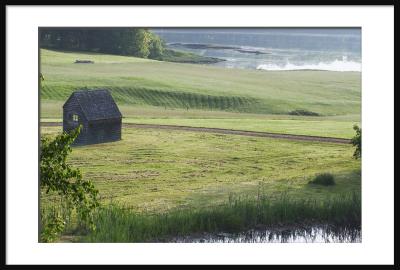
top-left (40, 95), bottom-right (360, 139)
top-left (40, 126), bottom-right (360, 214)
top-left (123, 118), bottom-right (359, 139)
top-left (41, 85), bottom-right (262, 113)
top-left (40, 101), bottom-right (359, 139)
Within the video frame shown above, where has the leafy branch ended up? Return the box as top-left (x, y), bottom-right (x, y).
top-left (40, 125), bottom-right (99, 242)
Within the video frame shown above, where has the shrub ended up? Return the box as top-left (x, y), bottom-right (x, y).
top-left (288, 109), bottom-right (320, 116)
top-left (351, 124), bottom-right (361, 159)
top-left (308, 173), bottom-right (335, 186)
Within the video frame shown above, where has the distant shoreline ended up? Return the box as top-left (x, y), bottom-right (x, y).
top-left (169, 42), bottom-right (270, 55)
top-left (166, 42), bottom-right (361, 72)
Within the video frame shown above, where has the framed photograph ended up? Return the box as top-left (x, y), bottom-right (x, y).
top-left (5, 5), bottom-right (395, 266)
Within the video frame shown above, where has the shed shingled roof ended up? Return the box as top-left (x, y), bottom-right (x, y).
top-left (64, 89), bottom-right (122, 121)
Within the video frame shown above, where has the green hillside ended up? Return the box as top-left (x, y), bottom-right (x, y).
top-left (40, 49), bottom-right (361, 116)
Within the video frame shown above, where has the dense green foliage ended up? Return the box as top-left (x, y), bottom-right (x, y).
top-left (40, 28), bottom-right (164, 59)
top-left (148, 33), bottom-right (164, 59)
top-left (309, 173), bottom-right (336, 186)
top-left (351, 124), bottom-right (362, 159)
top-left (83, 192), bottom-right (361, 242)
top-left (40, 126), bottom-right (99, 242)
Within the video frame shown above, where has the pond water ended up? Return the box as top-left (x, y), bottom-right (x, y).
top-left (170, 225), bottom-right (361, 243)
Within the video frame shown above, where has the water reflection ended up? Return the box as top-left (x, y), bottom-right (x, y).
top-left (172, 225), bottom-right (361, 243)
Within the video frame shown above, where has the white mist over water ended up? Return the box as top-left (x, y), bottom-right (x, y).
top-left (256, 59), bottom-right (361, 72)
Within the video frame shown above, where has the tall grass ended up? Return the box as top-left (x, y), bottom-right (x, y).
top-left (40, 195), bottom-right (74, 242)
top-left (40, 191), bottom-right (91, 242)
top-left (83, 192), bottom-right (361, 242)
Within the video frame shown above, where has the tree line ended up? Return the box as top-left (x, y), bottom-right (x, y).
top-left (39, 28), bottom-right (165, 59)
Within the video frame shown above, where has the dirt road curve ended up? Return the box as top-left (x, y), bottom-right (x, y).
top-left (41, 122), bottom-right (351, 144)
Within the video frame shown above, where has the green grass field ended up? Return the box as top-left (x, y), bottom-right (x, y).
top-left (41, 126), bottom-right (360, 214)
top-left (40, 49), bottom-right (361, 116)
top-left (40, 49), bottom-right (361, 241)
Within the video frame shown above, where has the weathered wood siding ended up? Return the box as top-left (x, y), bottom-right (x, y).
top-left (86, 118), bottom-right (121, 145)
top-left (63, 89), bottom-right (123, 146)
top-left (63, 99), bottom-right (90, 145)
top-left (63, 99), bottom-right (122, 146)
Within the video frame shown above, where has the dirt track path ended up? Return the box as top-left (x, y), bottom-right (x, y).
top-left (41, 122), bottom-right (351, 144)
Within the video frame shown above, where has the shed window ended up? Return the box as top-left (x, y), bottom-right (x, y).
top-left (72, 114), bottom-right (79, 122)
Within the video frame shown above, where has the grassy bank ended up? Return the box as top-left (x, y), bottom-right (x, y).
top-left (82, 192), bottom-right (360, 242)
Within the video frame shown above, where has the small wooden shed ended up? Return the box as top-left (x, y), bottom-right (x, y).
top-left (63, 89), bottom-right (122, 146)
